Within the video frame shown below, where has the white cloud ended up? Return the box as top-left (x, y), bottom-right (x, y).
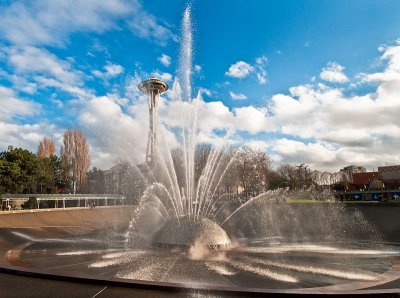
top-left (255, 56), bottom-right (268, 84)
top-left (127, 6), bottom-right (177, 46)
top-left (92, 62), bottom-right (124, 79)
top-left (225, 61), bottom-right (254, 78)
top-left (151, 71), bottom-right (173, 82)
top-left (199, 87), bottom-right (212, 97)
top-left (320, 61), bottom-right (349, 83)
top-left (35, 76), bottom-right (92, 99)
top-left (0, 86), bottom-right (40, 121)
top-left (245, 140), bottom-right (270, 151)
top-left (266, 41), bottom-right (400, 170)
top-left (229, 91), bottom-right (247, 100)
top-left (225, 56), bottom-right (268, 84)
top-left (0, 86), bottom-right (62, 154)
top-left (104, 63), bottom-right (124, 76)
top-left (161, 98), bottom-right (234, 135)
top-left (271, 138), bottom-right (337, 169)
top-left (3, 46), bottom-right (92, 99)
top-left (158, 54), bottom-right (171, 67)
top-left (78, 93), bottom-right (182, 168)
top-left (0, 0), bottom-right (133, 46)
top-left (361, 40), bottom-right (400, 83)
top-left (234, 106), bottom-right (275, 134)
top-left (0, 121), bottom-right (63, 155)
top-left (7, 46), bottom-right (80, 84)
top-left (0, 0), bottom-right (176, 48)
top-left (78, 95), bottom-right (148, 168)
top-left (0, 69), bottom-right (38, 94)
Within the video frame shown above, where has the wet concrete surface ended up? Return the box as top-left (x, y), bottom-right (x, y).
top-left (1, 206), bottom-right (400, 297)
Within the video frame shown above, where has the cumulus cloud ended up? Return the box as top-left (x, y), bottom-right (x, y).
top-left (225, 56), bottom-right (268, 84)
top-left (229, 91), bottom-right (247, 100)
top-left (158, 54), bottom-right (171, 67)
top-left (225, 61), bottom-right (254, 78)
top-left (0, 86), bottom-right (62, 154)
top-left (266, 41), bottom-right (400, 170)
top-left (234, 106), bottom-right (275, 134)
top-left (0, 121), bottom-right (63, 155)
top-left (320, 61), bottom-right (349, 83)
top-left (78, 95), bottom-right (149, 168)
top-left (361, 40), bottom-right (400, 83)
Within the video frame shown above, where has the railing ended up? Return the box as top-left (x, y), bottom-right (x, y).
top-left (0, 194), bottom-right (126, 210)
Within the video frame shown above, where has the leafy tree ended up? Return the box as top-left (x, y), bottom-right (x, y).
top-left (0, 146), bottom-right (38, 193)
top-left (53, 156), bottom-right (68, 192)
top-left (36, 156), bottom-right (58, 193)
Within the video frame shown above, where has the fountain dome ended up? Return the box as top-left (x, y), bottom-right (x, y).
top-left (152, 216), bottom-right (231, 251)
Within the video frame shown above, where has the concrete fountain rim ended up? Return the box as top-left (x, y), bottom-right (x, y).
top-left (2, 240), bottom-right (400, 296)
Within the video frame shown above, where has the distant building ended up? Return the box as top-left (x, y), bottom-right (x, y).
top-left (378, 165), bottom-right (400, 189)
top-left (104, 164), bottom-right (127, 194)
top-left (352, 172), bottom-right (383, 190)
top-left (340, 165), bottom-right (366, 183)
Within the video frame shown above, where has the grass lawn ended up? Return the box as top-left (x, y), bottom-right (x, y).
top-left (286, 199), bottom-right (335, 203)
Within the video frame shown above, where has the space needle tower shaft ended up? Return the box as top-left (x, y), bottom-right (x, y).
top-left (138, 78), bottom-right (168, 167)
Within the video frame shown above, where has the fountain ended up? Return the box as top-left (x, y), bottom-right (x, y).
top-left (1, 4), bottom-right (400, 296)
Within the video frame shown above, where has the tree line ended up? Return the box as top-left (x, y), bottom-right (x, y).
top-left (1, 135), bottom-right (341, 200)
top-left (170, 144), bottom-right (321, 198)
top-left (0, 129), bottom-right (90, 195)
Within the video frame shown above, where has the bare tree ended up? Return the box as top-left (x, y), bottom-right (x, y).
top-left (277, 163), bottom-right (315, 190)
top-left (235, 146), bottom-right (271, 197)
top-left (37, 137), bottom-right (56, 159)
top-left (61, 129), bottom-right (90, 194)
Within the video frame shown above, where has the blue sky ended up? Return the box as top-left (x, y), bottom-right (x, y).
top-left (1, 0), bottom-right (400, 172)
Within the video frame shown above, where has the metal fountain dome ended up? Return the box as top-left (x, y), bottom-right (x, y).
top-left (153, 216), bottom-right (231, 250)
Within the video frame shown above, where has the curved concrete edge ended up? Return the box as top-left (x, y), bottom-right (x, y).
top-left (0, 262), bottom-right (399, 296)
